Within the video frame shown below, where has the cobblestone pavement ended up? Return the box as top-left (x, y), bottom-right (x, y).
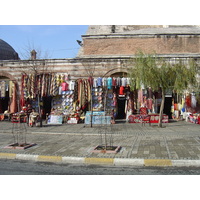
top-left (0, 120), bottom-right (200, 161)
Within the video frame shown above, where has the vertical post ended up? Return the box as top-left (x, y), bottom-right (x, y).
top-left (158, 89), bottom-right (165, 128)
top-left (88, 76), bottom-right (93, 128)
top-left (90, 84), bottom-right (93, 128)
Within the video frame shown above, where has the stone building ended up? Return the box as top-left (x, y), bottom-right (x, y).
top-left (0, 25), bottom-right (200, 120)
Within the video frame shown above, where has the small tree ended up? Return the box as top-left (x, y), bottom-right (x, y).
top-left (81, 58), bottom-right (97, 127)
top-left (128, 52), bottom-right (198, 127)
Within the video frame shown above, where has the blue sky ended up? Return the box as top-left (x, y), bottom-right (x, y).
top-left (0, 25), bottom-right (88, 59)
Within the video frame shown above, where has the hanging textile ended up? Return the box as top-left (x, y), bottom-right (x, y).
top-left (30, 74), bottom-right (35, 98)
top-left (93, 78), bottom-right (97, 88)
top-left (88, 76), bottom-right (93, 87)
top-left (147, 98), bottom-right (153, 110)
top-left (125, 98), bottom-right (134, 121)
top-left (69, 81), bottom-right (75, 90)
top-left (147, 87), bottom-right (153, 98)
top-left (191, 94), bottom-right (197, 108)
top-left (102, 77), bottom-right (107, 87)
top-left (10, 82), bottom-right (17, 113)
top-left (61, 82), bottom-right (68, 91)
top-left (51, 74), bottom-right (58, 96)
top-left (81, 80), bottom-right (87, 110)
top-left (116, 77), bottom-right (121, 86)
top-left (185, 95), bottom-right (191, 107)
top-left (107, 77), bottom-right (112, 90)
top-left (23, 74), bottom-right (29, 98)
top-left (0, 81), bottom-right (6, 98)
top-left (138, 89), bottom-right (143, 105)
top-left (20, 75), bottom-right (25, 107)
top-left (38, 74), bottom-right (42, 96)
top-left (112, 77), bottom-right (117, 86)
top-left (50, 74), bottom-right (54, 96)
top-left (78, 79), bottom-right (82, 108)
top-left (121, 77), bottom-right (127, 87)
top-left (97, 77), bottom-right (102, 87)
top-left (60, 74), bottom-right (65, 83)
top-left (41, 74), bottom-right (45, 97)
top-left (119, 86), bottom-right (124, 95)
top-left (74, 80), bottom-right (78, 103)
top-left (47, 74), bottom-right (51, 96)
top-left (87, 80), bottom-right (91, 110)
top-left (27, 75), bottom-right (31, 98)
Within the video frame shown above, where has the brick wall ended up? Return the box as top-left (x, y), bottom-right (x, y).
top-left (83, 35), bottom-right (200, 55)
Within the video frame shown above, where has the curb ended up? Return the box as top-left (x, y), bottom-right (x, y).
top-left (1, 152), bottom-right (200, 167)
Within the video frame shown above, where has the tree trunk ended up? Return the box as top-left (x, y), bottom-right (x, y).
top-left (158, 89), bottom-right (165, 128)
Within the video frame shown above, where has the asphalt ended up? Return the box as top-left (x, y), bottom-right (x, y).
top-left (0, 119), bottom-right (200, 167)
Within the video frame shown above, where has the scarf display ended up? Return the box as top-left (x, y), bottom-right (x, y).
top-left (21, 73), bottom-right (73, 99)
top-left (0, 81), bottom-right (6, 98)
top-left (74, 79), bottom-right (91, 111)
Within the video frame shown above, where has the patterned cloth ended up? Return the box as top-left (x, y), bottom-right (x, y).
top-left (0, 81), bottom-right (6, 97)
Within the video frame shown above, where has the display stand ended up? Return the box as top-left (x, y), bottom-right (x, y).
top-left (85, 111), bottom-right (111, 125)
top-left (47, 115), bottom-right (63, 125)
top-left (4, 113), bottom-right (36, 149)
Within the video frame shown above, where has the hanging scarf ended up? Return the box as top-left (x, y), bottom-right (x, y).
top-left (10, 82), bottom-right (17, 113)
top-left (52, 75), bottom-right (58, 96)
top-left (20, 74), bottom-right (25, 107)
top-left (50, 74), bottom-right (54, 96)
top-left (74, 80), bottom-right (78, 103)
top-left (138, 89), bottom-right (143, 105)
top-left (41, 74), bottom-right (45, 97)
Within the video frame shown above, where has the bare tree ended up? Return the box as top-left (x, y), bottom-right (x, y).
top-left (19, 40), bottom-right (52, 60)
top-left (19, 51), bottom-right (55, 127)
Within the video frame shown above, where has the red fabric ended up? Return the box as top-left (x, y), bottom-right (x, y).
top-left (185, 95), bottom-right (191, 107)
top-left (198, 116), bottom-right (200, 124)
top-left (174, 103), bottom-right (178, 110)
top-left (119, 86), bottom-right (124, 95)
top-left (139, 107), bottom-right (147, 115)
top-left (88, 76), bottom-right (93, 86)
top-left (0, 114), bottom-right (4, 121)
top-left (112, 78), bottom-right (117, 86)
top-left (141, 115), bottom-right (150, 123)
top-left (128, 115), bottom-right (135, 123)
top-left (10, 83), bottom-right (18, 113)
top-left (62, 82), bottom-right (68, 91)
top-left (147, 99), bottom-right (153, 110)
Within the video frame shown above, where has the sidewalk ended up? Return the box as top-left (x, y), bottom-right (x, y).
top-left (0, 120), bottom-right (200, 167)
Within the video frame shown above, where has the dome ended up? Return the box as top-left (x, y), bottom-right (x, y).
top-left (0, 39), bottom-right (19, 60)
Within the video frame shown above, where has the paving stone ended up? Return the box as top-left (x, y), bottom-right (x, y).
top-left (0, 120), bottom-right (200, 161)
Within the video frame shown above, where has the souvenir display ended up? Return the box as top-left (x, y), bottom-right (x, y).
top-left (10, 73), bottom-right (199, 125)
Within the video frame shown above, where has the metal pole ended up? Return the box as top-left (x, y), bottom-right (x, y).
top-left (90, 84), bottom-right (93, 128)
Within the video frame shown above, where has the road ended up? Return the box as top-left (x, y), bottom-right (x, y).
top-left (1, 159), bottom-right (200, 175)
